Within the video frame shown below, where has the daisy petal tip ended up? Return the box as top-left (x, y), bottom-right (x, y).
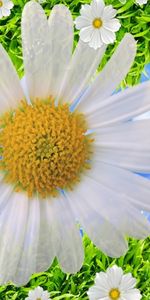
top-left (118, 20), bottom-right (121, 30)
top-left (60, 251), bottom-right (84, 275)
top-left (52, 3), bottom-right (71, 16)
top-left (23, 0), bottom-right (41, 13)
top-left (124, 33), bottom-right (137, 49)
top-left (93, 44), bottom-right (103, 50)
top-left (9, 1), bottom-right (14, 9)
top-left (109, 4), bottom-right (117, 12)
top-left (88, 41), bottom-right (103, 50)
top-left (110, 241), bottom-right (129, 258)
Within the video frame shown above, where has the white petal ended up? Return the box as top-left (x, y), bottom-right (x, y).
top-left (92, 273), bottom-right (112, 295)
top-left (40, 195), bottom-right (83, 275)
top-left (80, 4), bottom-right (93, 19)
top-left (89, 30), bottom-right (103, 50)
top-left (106, 265), bottom-right (123, 288)
top-left (20, 76), bottom-right (31, 104)
top-left (0, 192), bottom-right (28, 284)
top-left (102, 5), bottom-right (117, 19)
top-left (22, 1), bottom-right (51, 101)
top-left (13, 196), bottom-right (40, 286)
top-left (103, 19), bottom-right (121, 32)
top-left (48, 4), bottom-right (73, 100)
top-left (28, 287), bottom-right (46, 299)
top-left (65, 181), bottom-right (128, 258)
top-left (1, 7), bottom-right (10, 16)
top-left (4, 1), bottom-right (14, 9)
top-left (0, 44), bottom-right (25, 113)
top-left (86, 80), bottom-right (150, 128)
top-left (88, 161), bottom-right (150, 218)
top-left (81, 164), bottom-right (150, 239)
top-left (80, 174), bottom-right (150, 240)
top-left (58, 40), bottom-right (106, 105)
top-left (35, 199), bottom-right (55, 273)
top-left (93, 119), bottom-right (150, 172)
top-left (0, 176), bottom-right (13, 210)
top-left (100, 27), bottom-right (116, 44)
top-left (95, 272), bottom-right (110, 288)
top-left (122, 290), bottom-right (142, 300)
top-left (75, 16), bottom-right (91, 30)
top-left (50, 194), bottom-right (84, 274)
top-left (93, 147), bottom-right (150, 173)
top-left (77, 33), bottom-right (136, 114)
top-left (80, 26), bottom-right (94, 42)
top-left (35, 287), bottom-right (44, 296)
top-left (88, 279), bottom-right (109, 300)
top-left (120, 273), bottom-right (136, 290)
top-left (91, 0), bottom-right (105, 18)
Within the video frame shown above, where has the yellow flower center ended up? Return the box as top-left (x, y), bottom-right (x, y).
top-left (0, 99), bottom-right (93, 198)
top-left (93, 18), bottom-right (103, 29)
top-left (109, 288), bottom-right (120, 300)
top-left (0, 1), bottom-right (3, 7)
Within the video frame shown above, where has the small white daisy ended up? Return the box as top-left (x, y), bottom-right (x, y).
top-left (0, 0), bottom-right (13, 18)
top-left (75, 0), bottom-right (121, 49)
top-left (136, 0), bottom-right (148, 4)
top-left (25, 286), bottom-right (51, 300)
top-left (87, 265), bottom-right (142, 300)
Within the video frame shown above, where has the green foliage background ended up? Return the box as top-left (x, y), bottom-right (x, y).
top-left (0, 0), bottom-right (150, 86)
top-left (0, 0), bottom-right (150, 299)
top-left (1, 236), bottom-right (150, 299)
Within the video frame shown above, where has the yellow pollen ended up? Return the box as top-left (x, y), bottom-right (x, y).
top-left (93, 18), bottom-right (103, 29)
top-left (0, 1), bottom-right (3, 7)
top-left (109, 288), bottom-right (120, 300)
top-left (0, 99), bottom-right (93, 198)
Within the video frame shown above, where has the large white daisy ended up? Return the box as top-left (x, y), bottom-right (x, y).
top-left (87, 265), bottom-right (142, 300)
top-left (75, 0), bottom-right (121, 49)
top-left (0, 0), bottom-right (150, 287)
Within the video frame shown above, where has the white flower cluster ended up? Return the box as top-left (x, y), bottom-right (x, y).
top-left (25, 267), bottom-right (142, 300)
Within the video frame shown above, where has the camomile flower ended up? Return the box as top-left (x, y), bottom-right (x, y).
top-left (0, 0), bottom-right (13, 18)
top-left (87, 265), bottom-right (142, 300)
top-left (25, 286), bottom-right (51, 300)
top-left (0, 0), bottom-right (150, 286)
top-left (74, 0), bottom-right (121, 49)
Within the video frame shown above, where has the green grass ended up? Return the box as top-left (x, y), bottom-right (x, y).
top-left (0, 0), bottom-right (150, 299)
top-left (0, 235), bottom-right (150, 299)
